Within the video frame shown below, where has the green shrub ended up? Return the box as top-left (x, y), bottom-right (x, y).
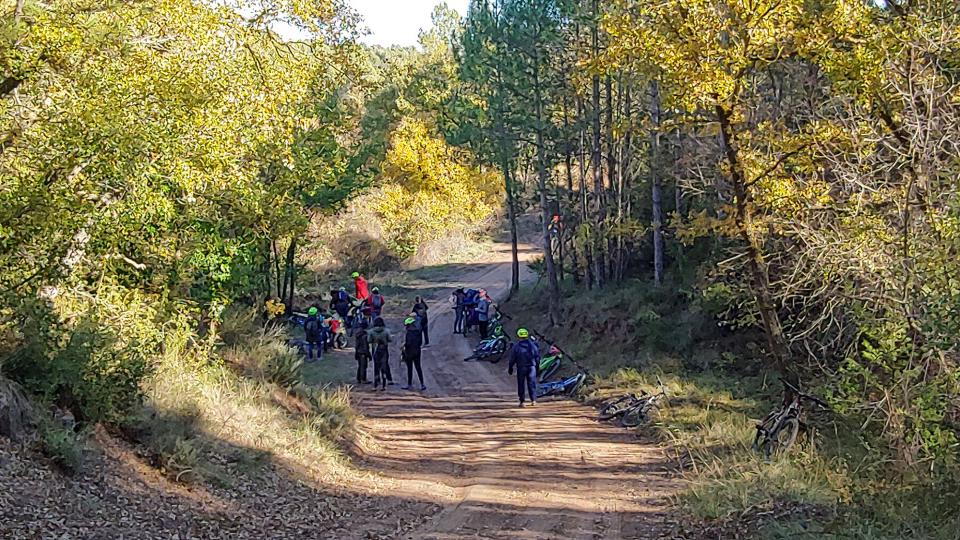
top-left (38, 419), bottom-right (83, 473)
top-left (3, 287), bottom-right (166, 425)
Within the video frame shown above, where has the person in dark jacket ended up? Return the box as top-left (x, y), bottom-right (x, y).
top-left (413, 296), bottom-right (430, 347)
top-left (354, 320), bottom-right (371, 384)
top-left (508, 328), bottom-right (540, 407)
top-left (303, 306), bottom-right (324, 361)
top-left (368, 317), bottom-right (392, 390)
top-left (451, 288), bottom-right (466, 334)
top-left (402, 315), bottom-right (426, 391)
top-left (334, 288), bottom-right (351, 320)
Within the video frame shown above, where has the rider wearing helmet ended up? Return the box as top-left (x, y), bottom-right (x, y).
top-left (367, 287), bottom-right (386, 319)
top-left (352, 271), bottom-right (370, 302)
top-left (303, 306), bottom-right (324, 361)
top-left (402, 315), bottom-right (426, 391)
top-left (508, 328), bottom-right (540, 407)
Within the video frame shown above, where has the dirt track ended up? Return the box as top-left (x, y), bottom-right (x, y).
top-left (348, 244), bottom-right (677, 539)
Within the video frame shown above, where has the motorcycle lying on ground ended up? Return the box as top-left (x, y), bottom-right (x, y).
top-left (537, 345), bottom-right (562, 383)
top-left (536, 371), bottom-right (587, 399)
top-left (463, 325), bottom-right (510, 362)
top-left (462, 312), bottom-right (512, 362)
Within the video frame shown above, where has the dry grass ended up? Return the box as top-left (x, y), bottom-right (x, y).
top-left (135, 316), bottom-right (355, 484)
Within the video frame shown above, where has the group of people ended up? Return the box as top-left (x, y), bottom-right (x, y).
top-left (450, 287), bottom-right (494, 337)
top-left (304, 273), bottom-right (542, 407)
top-left (301, 272), bottom-right (386, 361)
top-left (331, 272), bottom-right (432, 392)
top-left (352, 300), bottom-right (431, 391)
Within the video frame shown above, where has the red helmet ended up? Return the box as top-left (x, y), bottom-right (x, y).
top-left (549, 345), bottom-right (561, 355)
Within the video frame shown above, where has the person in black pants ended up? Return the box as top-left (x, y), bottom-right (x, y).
top-left (368, 317), bottom-right (392, 390)
top-left (508, 328), bottom-right (540, 407)
top-left (354, 320), bottom-right (371, 384)
top-left (402, 315), bottom-right (426, 391)
top-left (413, 296), bottom-right (430, 347)
top-left (452, 288), bottom-right (466, 334)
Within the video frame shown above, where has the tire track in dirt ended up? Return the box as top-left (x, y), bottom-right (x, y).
top-left (347, 243), bottom-right (678, 539)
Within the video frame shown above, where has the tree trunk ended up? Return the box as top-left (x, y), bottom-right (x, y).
top-left (577, 95), bottom-right (594, 289)
top-left (617, 82), bottom-right (632, 282)
top-left (283, 238), bottom-right (297, 311)
top-left (532, 54), bottom-right (562, 324)
top-left (272, 240), bottom-right (282, 299)
top-left (605, 75), bottom-right (617, 282)
top-left (502, 152), bottom-right (521, 296)
top-left (591, 0), bottom-right (605, 288)
top-left (716, 102), bottom-right (790, 374)
top-left (650, 81), bottom-right (664, 286)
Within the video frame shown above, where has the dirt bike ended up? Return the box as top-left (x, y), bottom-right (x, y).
top-left (347, 300), bottom-right (371, 336)
top-left (536, 372), bottom-right (587, 399)
top-left (537, 345), bottom-right (562, 383)
top-left (321, 315), bottom-right (348, 350)
top-left (463, 326), bottom-right (510, 362)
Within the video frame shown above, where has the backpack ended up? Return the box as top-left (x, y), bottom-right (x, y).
top-left (369, 294), bottom-right (384, 309)
top-left (304, 317), bottom-right (322, 342)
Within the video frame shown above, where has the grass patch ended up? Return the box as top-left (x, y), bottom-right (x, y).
top-left (127, 311), bottom-right (356, 485)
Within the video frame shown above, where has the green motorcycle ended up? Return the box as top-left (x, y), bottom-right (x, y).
top-left (538, 345), bottom-right (562, 382)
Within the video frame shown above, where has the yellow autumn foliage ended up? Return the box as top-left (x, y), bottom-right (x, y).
top-left (375, 118), bottom-right (501, 257)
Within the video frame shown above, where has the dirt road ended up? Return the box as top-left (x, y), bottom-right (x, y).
top-left (349, 244), bottom-right (677, 539)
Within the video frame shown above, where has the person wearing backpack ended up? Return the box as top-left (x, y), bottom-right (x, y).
top-left (508, 328), bottom-right (540, 407)
top-left (354, 320), bottom-right (372, 384)
top-left (303, 306), bottom-right (324, 361)
top-left (368, 317), bottom-right (393, 390)
top-left (413, 296), bottom-right (430, 347)
top-left (367, 287), bottom-right (386, 320)
top-left (402, 315), bottom-right (426, 391)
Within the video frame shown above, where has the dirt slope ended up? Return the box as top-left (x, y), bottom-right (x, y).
top-left (347, 243), bottom-right (678, 539)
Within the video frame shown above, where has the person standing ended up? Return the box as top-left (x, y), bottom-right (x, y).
top-left (368, 287), bottom-right (386, 320)
top-left (413, 295), bottom-right (430, 347)
top-left (452, 288), bottom-right (466, 334)
top-left (368, 317), bottom-right (392, 390)
top-left (354, 320), bottom-right (371, 384)
top-left (508, 328), bottom-right (540, 407)
top-left (476, 290), bottom-right (491, 339)
top-left (303, 307), bottom-right (324, 362)
top-left (401, 315), bottom-right (426, 391)
top-left (352, 271), bottom-right (370, 302)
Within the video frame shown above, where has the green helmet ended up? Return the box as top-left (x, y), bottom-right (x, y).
top-left (404, 317), bottom-right (416, 326)
top-left (308, 307), bottom-right (318, 316)
top-left (351, 271), bottom-right (360, 278)
top-left (517, 328), bottom-right (529, 339)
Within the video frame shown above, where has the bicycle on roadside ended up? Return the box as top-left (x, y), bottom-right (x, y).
top-left (598, 380), bottom-right (667, 427)
top-left (752, 377), bottom-right (829, 459)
